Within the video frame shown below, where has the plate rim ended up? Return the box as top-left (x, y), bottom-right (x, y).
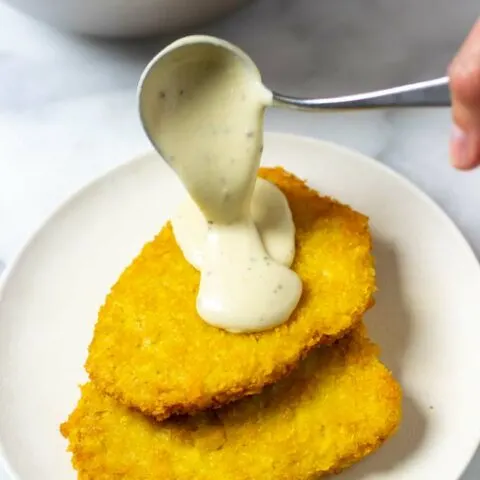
top-left (0, 132), bottom-right (479, 479)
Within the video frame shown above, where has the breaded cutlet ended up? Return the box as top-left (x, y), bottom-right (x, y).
top-left (86, 167), bottom-right (376, 420)
top-left (62, 325), bottom-right (401, 480)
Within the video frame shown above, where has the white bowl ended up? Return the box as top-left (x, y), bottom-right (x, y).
top-left (2, 0), bottom-right (250, 37)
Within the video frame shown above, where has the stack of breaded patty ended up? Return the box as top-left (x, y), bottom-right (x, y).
top-left (61, 167), bottom-right (401, 479)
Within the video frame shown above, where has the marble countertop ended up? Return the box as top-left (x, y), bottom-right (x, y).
top-left (0, 0), bottom-right (479, 478)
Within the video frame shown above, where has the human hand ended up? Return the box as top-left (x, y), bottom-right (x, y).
top-left (449, 18), bottom-right (480, 170)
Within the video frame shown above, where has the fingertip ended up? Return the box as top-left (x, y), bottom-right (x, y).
top-left (450, 125), bottom-right (480, 170)
top-left (450, 124), bottom-right (469, 169)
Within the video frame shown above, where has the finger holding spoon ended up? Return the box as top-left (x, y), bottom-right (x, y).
top-left (449, 18), bottom-right (480, 170)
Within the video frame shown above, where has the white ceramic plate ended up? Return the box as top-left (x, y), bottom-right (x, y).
top-left (0, 133), bottom-right (479, 480)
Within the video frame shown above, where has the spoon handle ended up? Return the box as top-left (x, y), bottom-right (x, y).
top-left (272, 76), bottom-right (450, 110)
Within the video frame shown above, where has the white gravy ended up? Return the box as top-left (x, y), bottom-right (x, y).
top-left (147, 37), bottom-right (302, 332)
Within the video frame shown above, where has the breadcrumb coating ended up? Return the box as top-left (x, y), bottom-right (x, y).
top-left (86, 167), bottom-right (376, 419)
top-left (62, 325), bottom-right (401, 480)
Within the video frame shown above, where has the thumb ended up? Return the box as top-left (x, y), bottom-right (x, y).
top-left (448, 18), bottom-right (480, 170)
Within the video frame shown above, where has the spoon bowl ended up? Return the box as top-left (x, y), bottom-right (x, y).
top-left (138, 35), bottom-right (263, 161)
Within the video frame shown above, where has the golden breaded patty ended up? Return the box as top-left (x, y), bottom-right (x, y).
top-left (62, 326), bottom-right (401, 480)
top-left (86, 167), bottom-right (375, 419)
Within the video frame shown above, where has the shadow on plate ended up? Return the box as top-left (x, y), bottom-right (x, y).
top-left (340, 236), bottom-right (427, 479)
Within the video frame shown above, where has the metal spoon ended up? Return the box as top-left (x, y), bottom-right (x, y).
top-left (273, 76), bottom-right (450, 110)
top-left (138, 35), bottom-right (450, 142)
